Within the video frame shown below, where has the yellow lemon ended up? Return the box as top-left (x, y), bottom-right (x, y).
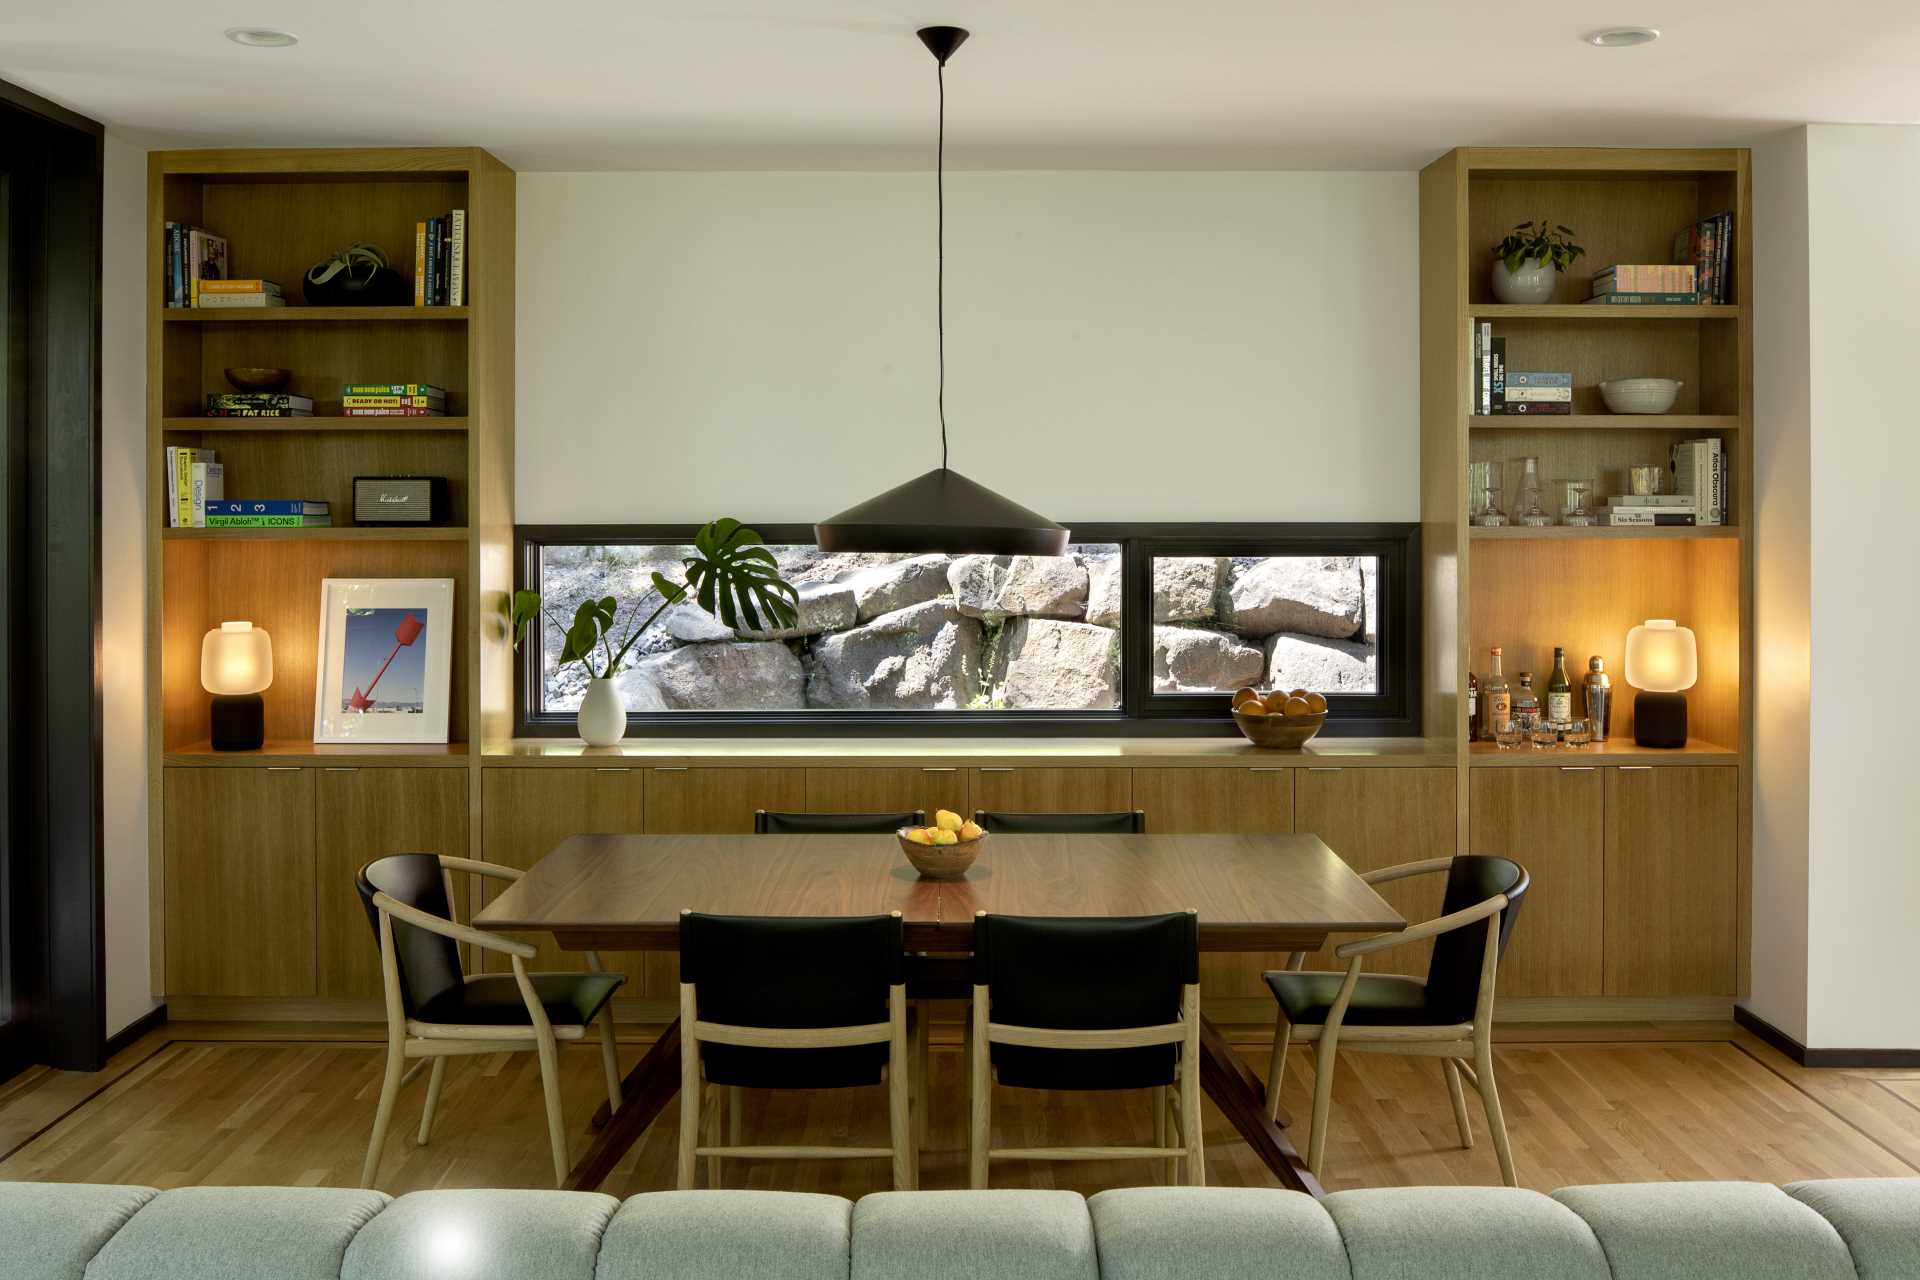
top-left (905, 828), bottom-right (934, 845)
top-left (934, 809), bottom-right (964, 832)
top-left (930, 828), bottom-right (959, 846)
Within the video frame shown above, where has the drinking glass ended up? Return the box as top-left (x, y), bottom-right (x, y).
top-left (1629, 465), bottom-right (1664, 496)
top-left (1530, 720), bottom-right (1560, 750)
top-left (1493, 718), bottom-right (1525, 750)
top-left (1468, 461), bottom-right (1506, 527)
top-left (1514, 455), bottom-right (1552, 526)
top-left (1564, 718), bottom-right (1592, 747)
top-left (1560, 478), bottom-right (1597, 526)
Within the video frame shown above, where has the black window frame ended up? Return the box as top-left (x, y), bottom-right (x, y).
top-left (513, 522), bottom-right (1419, 739)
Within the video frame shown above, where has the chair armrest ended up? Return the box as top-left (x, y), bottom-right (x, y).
top-left (438, 855), bottom-right (523, 883)
top-left (373, 890), bottom-right (537, 959)
top-left (1333, 893), bottom-right (1508, 959)
top-left (1361, 856), bottom-right (1454, 887)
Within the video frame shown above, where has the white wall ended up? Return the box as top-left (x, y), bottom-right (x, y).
top-left (516, 171), bottom-right (1418, 526)
top-left (101, 131), bottom-right (155, 1039)
top-left (1750, 124), bottom-right (1920, 1050)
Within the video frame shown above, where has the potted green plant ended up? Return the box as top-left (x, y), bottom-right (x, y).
top-left (1490, 220), bottom-right (1586, 304)
top-left (508, 517), bottom-right (798, 746)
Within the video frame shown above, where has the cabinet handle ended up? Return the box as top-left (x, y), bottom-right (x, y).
top-left (1619, 765), bottom-right (1654, 772)
top-left (265, 766), bottom-right (302, 772)
top-left (1560, 766), bottom-right (1596, 772)
top-left (1248, 767), bottom-right (1290, 773)
top-left (922, 767), bottom-right (958, 773)
top-left (1306, 767), bottom-right (1343, 773)
top-left (978, 767), bottom-right (1014, 773)
top-left (595, 766), bottom-right (633, 773)
top-left (323, 766), bottom-right (359, 773)
top-left (653, 766), bottom-right (689, 772)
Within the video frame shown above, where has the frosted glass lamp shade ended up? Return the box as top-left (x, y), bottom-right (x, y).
top-left (201, 621), bottom-right (273, 695)
top-left (1624, 619), bottom-right (1696, 692)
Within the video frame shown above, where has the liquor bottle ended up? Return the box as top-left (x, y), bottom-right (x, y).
top-left (1585, 655), bottom-right (1613, 742)
top-left (1480, 648), bottom-right (1511, 738)
top-left (1512, 672), bottom-right (1540, 721)
top-left (1467, 671), bottom-right (1480, 742)
top-left (1546, 647), bottom-right (1574, 723)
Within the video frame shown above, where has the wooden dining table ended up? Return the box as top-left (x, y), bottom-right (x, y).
top-left (475, 831), bottom-right (1405, 1197)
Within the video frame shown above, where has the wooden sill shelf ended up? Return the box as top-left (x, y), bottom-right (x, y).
top-left (160, 306), bottom-right (468, 323)
top-left (165, 739), bottom-right (470, 767)
top-left (1468, 738), bottom-right (1736, 766)
top-left (1469, 414), bottom-right (1739, 432)
top-left (161, 525), bottom-right (469, 542)
top-left (1469, 524), bottom-right (1738, 540)
top-left (163, 416), bottom-right (469, 433)
top-left (1465, 303), bottom-right (1740, 320)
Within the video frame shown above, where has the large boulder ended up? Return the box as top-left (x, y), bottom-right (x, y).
top-left (995, 619), bottom-right (1121, 710)
top-left (661, 603), bottom-right (735, 644)
top-left (805, 600), bottom-right (984, 709)
top-left (1153, 557), bottom-right (1224, 622)
top-left (736, 581), bottom-right (856, 641)
top-left (847, 554), bottom-right (952, 622)
top-left (948, 555), bottom-right (1012, 620)
top-left (1084, 555), bottom-right (1122, 627)
top-left (612, 664), bottom-right (669, 711)
top-left (998, 556), bottom-right (1089, 619)
top-left (1153, 625), bottom-right (1264, 693)
top-left (1264, 633), bottom-right (1376, 693)
top-left (1220, 557), bottom-right (1365, 640)
top-left (635, 641), bottom-right (806, 710)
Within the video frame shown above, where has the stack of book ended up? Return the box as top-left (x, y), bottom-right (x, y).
top-left (1587, 264), bottom-right (1697, 306)
top-left (203, 500), bottom-right (333, 529)
top-left (342, 383), bottom-right (446, 417)
top-left (1603, 495), bottom-right (1697, 527)
top-left (413, 210), bottom-right (467, 306)
top-left (1673, 212), bottom-right (1735, 304)
top-left (1670, 436), bottom-right (1728, 525)
top-left (1499, 369), bottom-right (1572, 415)
top-left (1471, 322), bottom-right (1505, 414)
top-left (164, 446), bottom-right (221, 527)
top-left (191, 278), bottom-right (285, 309)
top-left (205, 392), bottom-right (313, 418)
top-left (162, 224), bottom-right (227, 308)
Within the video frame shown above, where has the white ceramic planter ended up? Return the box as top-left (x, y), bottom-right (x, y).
top-left (1491, 259), bottom-right (1559, 304)
top-left (578, 676), bottom-right (627, 747)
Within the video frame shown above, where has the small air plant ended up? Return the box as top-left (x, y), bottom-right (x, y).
top-left (1492, 220), bottom-right (1587, 274)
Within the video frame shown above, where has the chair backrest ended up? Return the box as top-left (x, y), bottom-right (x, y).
top-left (1424, 855), bottom-right (1530, 1024)
top-left (973, 810), bottom-right (1146, 835)
top-left (974, 912), bottom-right (1199, 1090)
top-left (753, 810), bottom-right (923, 834)
top-left (355, 854), bottom-right (464, 1018)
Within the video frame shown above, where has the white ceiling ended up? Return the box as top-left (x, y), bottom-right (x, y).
top-left (6, 0), bottom-right (1919, 169)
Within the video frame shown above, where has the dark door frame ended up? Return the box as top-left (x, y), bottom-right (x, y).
top-left (0, 78), bottom-right (105, 1077)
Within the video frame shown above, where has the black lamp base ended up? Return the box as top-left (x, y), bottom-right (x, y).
top-left (210, 693), bottom-right (265, 751)
top-left (1633, 691), bottom-right (1689, 749)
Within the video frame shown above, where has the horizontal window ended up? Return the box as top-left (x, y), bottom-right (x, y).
top-left (515, 523), bottom-right (1418, 737)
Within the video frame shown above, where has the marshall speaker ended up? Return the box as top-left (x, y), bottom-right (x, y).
top-left (353, 475), bottom-right (449, 526)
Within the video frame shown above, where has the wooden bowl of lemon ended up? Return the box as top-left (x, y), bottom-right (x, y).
top-left (1230, 687), bottom-right (1329, 750)
top-left (899, 810), bottom-right (987, 879)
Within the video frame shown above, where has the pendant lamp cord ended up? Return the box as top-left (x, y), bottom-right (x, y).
top-left (936, 56), bottom-right (948, 472)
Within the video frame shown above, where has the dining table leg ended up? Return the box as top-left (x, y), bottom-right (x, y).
top-left (1197, 1015), bottom-right (1325, 1198)
top-left (565, 1017), bottom-right (682, 1192)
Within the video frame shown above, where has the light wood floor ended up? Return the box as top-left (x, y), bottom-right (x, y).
top-left (3, 1021), bottom-right (1917, 1197)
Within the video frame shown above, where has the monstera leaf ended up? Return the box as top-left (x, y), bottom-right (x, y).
top-left (682, 518), bottom-right (799, 633)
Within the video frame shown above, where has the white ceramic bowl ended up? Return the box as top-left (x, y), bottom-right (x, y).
top-left (1599, 378), bottom-right (1683, 414)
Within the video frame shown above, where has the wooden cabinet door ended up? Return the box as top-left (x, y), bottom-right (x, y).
top-left (1469, 765), bottom-right (1604, 998)
top-left (164, 766), bottom-right (316, 997)
top-left (967, 767), bottom-right (1132, 816)
top-left (644, 768), bottom-right (807, 834)
top-left (1604, 765), bottom-right (1737, 996)
top-left (480, 767), bottom-right (649, 996)
top-left (314, 767), bottom-right (471, 999)
top-left (804, 767), bottom-right (968, 823)
top-left (1136, 767), bottom-right (1295, 997)
top-left (1293, 767), bottom-right (1458, 978)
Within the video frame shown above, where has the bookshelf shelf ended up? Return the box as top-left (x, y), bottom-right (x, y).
top-left (163, 739), bottom-right (471, 768)
top-left (161, 526), bottom-right (471, 542)
top-left (1469, 414), bottom-right (1738, 433)
top-left (161, 306), bottom-right (469, 323)
top-left (1468, 524), bottom-right (1738, 541)
top-left (163, 416), bottom-right (470, 433)
top-left (1465, 303), bottom-right (1738, 320)
top-left (1466, 739), bottom-right (1736, 766)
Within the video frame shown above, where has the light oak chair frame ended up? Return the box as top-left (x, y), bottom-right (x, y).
top-left (361, 856), bottom-right (623, 1190)
top-left (1265, 856), bottom-right (1518, 1186)
top-left (967, 912), bottom-right (1205, 1189)
top-left (677, 909), bottom-right (917, 1191)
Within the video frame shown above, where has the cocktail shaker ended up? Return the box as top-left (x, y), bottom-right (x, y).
top-left (1584, 656), bottom-right (1613, 742)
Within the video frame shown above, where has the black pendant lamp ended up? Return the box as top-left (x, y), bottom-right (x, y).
top-left (814, 26), bottom-right (1070, 557)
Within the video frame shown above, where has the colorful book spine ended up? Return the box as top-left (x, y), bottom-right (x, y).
top-left (168, 447), bottom-right (217, 527)
top-left (1608, 494), bottom-right (1696, 507)
top-left (1504, 386), bottom-right (1572, 403)
top-left (165, 223), bottom-right (183, 308)
top-left (1492, 401), bottom-right (1572, 416)
top-left (342, 383), bottom-right (447, 396)
top-left (192, 293), bottom-right (286, 308)
top-left (1489, 338), bottom-right (1506, 411)
top-left (1584, 292), bottom-right (1700, 305)
top-left (204, 514), bottom-right (334, 528)
top-left (206, 500), bottom-right (330, 516)
top-left (207, 393), bottom-right (314, 411)
top-left (203, 407), bottom-right (314, 418)
top-left (193, 278), bottom-right (282, 296)
top-left (341, 407), bottom-right (446, 417)
top-left (189, 461), bottom-right (224, 527)
top-left (425, 216), bottom-right (441, 306)
top-left (1593, 264), bottom-right (1695, 294)
top-left (414, 222), bottom-right (427, 306)
top-left (449, 209), bottom-right (466, 306)
top-left (341, 395), bottom-right (445, 408)
top-left (1607, 510), bottom-right (1697, 526)
top-left (1506, 371), bottom-right (1572, 387)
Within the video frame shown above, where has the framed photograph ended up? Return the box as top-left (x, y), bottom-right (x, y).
top-left (312, 578), bottom-right (455, 744)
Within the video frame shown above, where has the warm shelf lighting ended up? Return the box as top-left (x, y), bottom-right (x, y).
top-left (1624, 619), bottom-right (1695, 748)
top-left (202, 621), bottom-right (273, 750)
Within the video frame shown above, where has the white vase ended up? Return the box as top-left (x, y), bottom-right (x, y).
top-left (578, 676), bottom-right (627, 747)
top-left (1491, 258), bottom-right (1559, 304)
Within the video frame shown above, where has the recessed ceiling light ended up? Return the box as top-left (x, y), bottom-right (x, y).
top-left (224, 27), bottom-right (299, 48)
top-left (1584, 26), bottom-right (1660, 48)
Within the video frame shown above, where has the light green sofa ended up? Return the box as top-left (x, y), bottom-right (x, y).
top-left (2, 1178), bottom-right (1915, 1279)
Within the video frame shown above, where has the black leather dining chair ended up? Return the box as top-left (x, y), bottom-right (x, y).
top-left (968, 911), bottom-right (1204, 1187)
top-left (1262, 854), bottom-right (1530, 1185)
top-left (677, 910), bottom-right (917, 1190)
top-left (972, 810), bottom-right (1146, 834)
top-left (356, 853), bottom-right (625, 1189)
top-left (754, 810), bottom-right (923, 834)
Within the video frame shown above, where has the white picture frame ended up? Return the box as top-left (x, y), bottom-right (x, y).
top-left (312, 578), bottom-right (455, 744)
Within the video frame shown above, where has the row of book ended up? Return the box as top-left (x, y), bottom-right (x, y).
top-left (162, 224), bottom-right (230, 308)
top-left (414, 212), bottom-right (467, 307)
top-left (199, 383), bottom-right (449, 419)
top-left (1673, 212), bottom-right (1735, 305)
top-left (191, 279), bottom-right (285, 309)
top-left (163, 446), bottom-right (332, 527)
top-left (1471, 324), bottom-right (1572, 414)
top-left (1586, 263), bottom-right (1698, 306)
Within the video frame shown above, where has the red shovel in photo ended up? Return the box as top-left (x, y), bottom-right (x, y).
top-left (349, 611), bottom-right (424, 711)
